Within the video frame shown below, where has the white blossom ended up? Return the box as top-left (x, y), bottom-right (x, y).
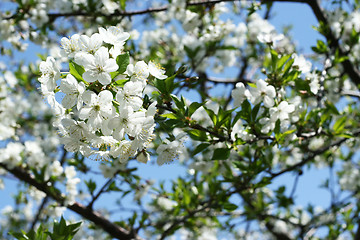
top-left (38, 56), bottom-right (60, 92)
top-left (60, 74), bottom-right (85, 110)
top-left (250, 79), bottom-right (276, 108)
top-left (79, 33), bottom-right (103, 54)
top-left (61, 34), bottom-right (81, 58)
top-left (231, 82), bottom-right (251, 107)
top-left (82, 47), bottom-right (118, 86)
top-left (156, 139), bottom-right (184, 165)
top-left (99, 26), bottom-right (130, 46)
top-left (148, 61), bottom-right (168, 79)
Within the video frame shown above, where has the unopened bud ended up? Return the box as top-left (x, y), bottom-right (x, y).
top-left (177, 65), bottom-right (188, 74)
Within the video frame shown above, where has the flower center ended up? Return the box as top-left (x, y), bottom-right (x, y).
top-left (94, 105), bottom-right (101, 111)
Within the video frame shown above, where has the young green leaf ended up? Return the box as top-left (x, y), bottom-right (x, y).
top-left (116, 52), bottom-right (130, 74)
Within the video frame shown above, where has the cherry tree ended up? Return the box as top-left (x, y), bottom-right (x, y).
top-left (0, 0), bottom-right (360, 239)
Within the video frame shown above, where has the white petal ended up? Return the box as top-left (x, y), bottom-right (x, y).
top-left (104, 59), bottom-right (118, 72)
top-left (265, 85), bottom-right (276, 98)
top-left (99, 90), bottom-right (113, 105)
top-left (79, 107), bottom-right (92, 120)
top-left (82, 91), bottom-right (98, 105)
top-left (60, 74), bottom-right (78, 93)
top-left (61, 95), bottom-right (77, 109)
top-left (98, 72), bottom-right (112, 86)
top-left (263, 96), bottom-right (274, 108)
top-left (83, 70), bottom-right (98, 83)
top-left (95, 47), bottom-right (109, 66)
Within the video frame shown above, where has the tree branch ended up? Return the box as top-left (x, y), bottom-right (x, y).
top-left (0, 163), bottom-right (142, 240)
top-left (30, 196), bottom-right (49, 230)
top-left (45, 0), bottom-right (237, 19)
top-left (87, 178), bottom-right (113, 210)
top-left (271, 129), bottom-right (360, 178)
top-left (355, 218), bottom-right (360, 240)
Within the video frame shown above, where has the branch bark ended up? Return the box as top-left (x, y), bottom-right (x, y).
top-left (0, 163), bottom-right (142, 240)
top-left (355, 218), bottom-right (360, 240)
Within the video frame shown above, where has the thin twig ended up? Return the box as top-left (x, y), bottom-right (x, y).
top-left (87, 178), bottom-right (113, 210)
top-left (43, 0), bottom-right (238, 19)
top-left (271, 129), bottom-right (360, 178)
top-left (30, 196), bottom-right (49, 230)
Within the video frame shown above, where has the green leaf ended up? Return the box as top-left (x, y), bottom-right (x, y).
top-left (161, 113), bottom-right (178, 119)
top-left (270, 49), bottom-right (278, 70)
top-left (187, 129), bottom-right (208, 141)
top-left (216, 45), bottom-right (238, 50)
top-left (116, 52), bottom-right (130, 74)
top-left (325, 101), bottom-right (340, 115)
top-left (153, 78), bottom-right (166, 92)
top-left (184, 45), bottom-right (200, 59)
top-left (164, 71), bottom-right (180, 93)
top-left (337, 133), bottom-right (354, 138)
top-left (113, 79), bottom-right (128, 87)
top-left (251, 103), bottom-right (261, 122)
top-left (183, 191), bottom-right (191, 205)
top-left (211, 148), bottom-right (231, 160)
top-left (119, 0), bottom-right (126, 10)
top-left (204, 107), bottom-right (216, 125)
top-left (107, 181), bottom-right (121, 192)
top-left (240, 100), bottom-right (251, 123)
top-left (247, 82), bottom-right (257, 88)
top-left (274, 119), bottom-right (281, 135)
top-left (69, 61), bottom-right (85, 82)
top-left (282, 58), bottom-right (294, 76)
top-left (333, 116), bottom-right (347, 133)
top-left (224, 203), bottom-right (238, 211)
top-left (311, 39), bottom-right (328, 54)
top-left (188, 102), bottom-right (204, 117)
top-left (216, 108), bottom-right (234, 128)
top-left (193, 143), bottom-right (211, 156)
top-left (232, 111), bottom-right (243, 127)
top-left (171, 95), bottom-right (185, 112)
top-left (277, 54), bottom-right (291, 71)
top-left (164, 119), bottom-right (185, 128)
top-left (85, 179), bottom-right (97, 195)
top-left (49, 216), bottom-right (82, 240)
top-left (9, 232), bottom-right (28, 240)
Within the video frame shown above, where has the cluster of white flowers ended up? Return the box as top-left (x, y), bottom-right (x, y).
top-left (64, 166), bottom-right (80, 205)
top-left (0, 0), bottom-right (129, 52)
top-left (231, 79), bottom-right (296, 135)
top-left (38, 26), bottom-right (168, 164)
top-left (0, 76), bottom-right (19, 141)
top-left (138, 2), bottom-right (294, 75)
top-left (338, 161), bottom-right (360, 192)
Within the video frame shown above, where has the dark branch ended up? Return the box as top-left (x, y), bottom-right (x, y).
top-left (355, 218), bottom-right (360, 240)
top-left (0, 163), bottom-right (142, 240)
top-left (45, 0), bottom-right (237, 19)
